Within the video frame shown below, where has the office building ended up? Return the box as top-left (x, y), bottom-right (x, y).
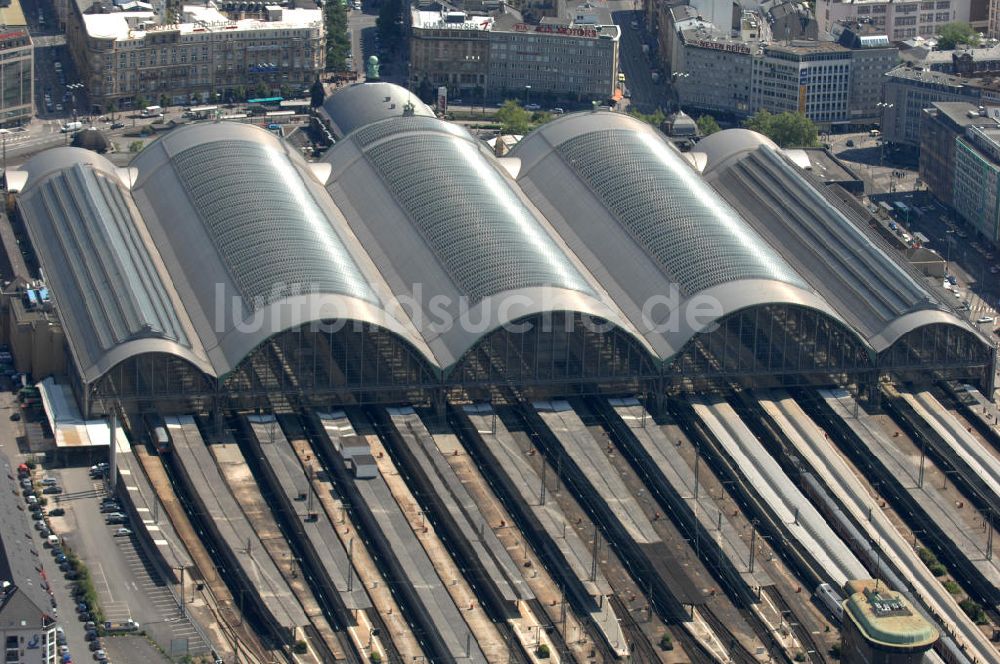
top-left (816, 0), bottom-right (970, 41)
top-left (881, 65), bottom-right (999, 145)
top-left (671, 24), bottom-right (897, 126)
top-left (66, 3), bottom-right (324, 109)
top-left (919, 100), bottom-right (1000, 205)
top-left (410, 3), bottom-right (621, 101)
top-left (953, 124), bottom-right (1000, 244)
top-left (0, 0), bottom-right (33, 127)
top-left (840, 579), bottom-right (938, 663)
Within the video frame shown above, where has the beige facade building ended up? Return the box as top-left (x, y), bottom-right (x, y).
top-left (816, 0), bottom-right (969, 41)
top-left (410, 3), bottom-right (620, 102)
top-left (67, 3), bottom-right (323, 108)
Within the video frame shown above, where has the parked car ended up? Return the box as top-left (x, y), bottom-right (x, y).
top-left (99, 504), bottom-right (120, 513)
top-left (88, 641), bottom-right (101, 652)
top-left (42, 486), bottom-right (63, 494)
top-left (94, 650), bottom-right (107, 662)
top-left (114, 528), bottom-right (132, 537)
top-left (40, 477), bottom-right (58, 486)
top-left (977, 316), bottom-right (995, 324)
top-left (55, 554), bottom-right (67, 563)
top-left (33, 520), bottom-right (47, 531)
top-left (49, 508), bottom-right (65, 517)
top-left (110, 121), bottom-right (125, 129)
top-left (31, 511), bottom-right (45, 521)
top-left (525, 103), bottom-right (541, 111)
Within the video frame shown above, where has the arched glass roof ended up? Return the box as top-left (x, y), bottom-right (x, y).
top-left (171, 140), bottom-right (377, 309)
top-left (16, 151), bottom-right (211, 383)
top-left (553, 127), bottom-right (807, 297)
top-left (354, 115), bottom-right (594, 301)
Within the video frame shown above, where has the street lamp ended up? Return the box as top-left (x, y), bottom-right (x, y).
top-left (524, 84), bottom-right (531, 107)
top-left (67, 83), bottom-right (84, 123)
top-left (0, 129), bottom-right (10, 190)
top-left (671, 72), bottom-right (690, 112)
top-left (875, 102), bottom-right (893, 166)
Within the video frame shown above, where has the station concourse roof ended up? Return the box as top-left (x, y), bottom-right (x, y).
top-left (9, 84), bottom-right (991, 388)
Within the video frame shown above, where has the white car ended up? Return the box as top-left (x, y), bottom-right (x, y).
top-left (113, 527), bottom-right (132, 537)
top-left (977, 316), bottom-right (995, 324)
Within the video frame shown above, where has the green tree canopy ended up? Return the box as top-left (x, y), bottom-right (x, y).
top-left (936, 22), bottom-right (977, 49)
top-left (496, 99), bottom-right (532, 135)
top-left (743, 109), bottom-right (818, 147)
top-left (310, 77), bottom-right (326, 108)
top-left (696, 114), bottom-right (721, 135)
top-left (628, 107), bottom-right (667, 128)
top-left (324, 1), bottom-right (351, 70)
top-left (376, 0), bottom-right (406, 52)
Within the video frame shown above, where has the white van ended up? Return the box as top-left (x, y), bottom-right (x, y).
top-left (60, 121), bottom-right (82, 133)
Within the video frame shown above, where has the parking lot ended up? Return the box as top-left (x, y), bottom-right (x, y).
top-left (0, 380), bottom-right (209, 663)
top-left (48, 465), bottom-right (208, 659)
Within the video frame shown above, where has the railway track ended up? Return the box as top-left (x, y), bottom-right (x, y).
top-left (524, 598), bottom-right (581, 664)
top-left (700, 605), bottom-right (761, 664)
top-left (765, 588), bottom-right (826, 664)
top-left (363, 608), bottom-right (402, 664)
top-left (608, 595), bottom-right (660, 663)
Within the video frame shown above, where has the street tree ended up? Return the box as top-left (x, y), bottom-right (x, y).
top-left (310, 77), bottom-right (326, 108)
top-left (628, 107), bottom-right (667, 128)
top-left (324, 1), bottom-right (350, 70)
top-left (743, 109), bottom-right (818, 147)
top-left (936, 22), bottom-right (977, 49)
top-left (496, 99), bottom-right (532, 135)
top-left (697, 114), bottom-right (721, 135)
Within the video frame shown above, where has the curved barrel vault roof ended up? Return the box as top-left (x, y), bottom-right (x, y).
top-left (509, 111), bottom-right (856, 359)
top-left (128, 122), bottom-right (435, 376)
top-left (15, 148), bottom-right (213, 383)
top-left (321, 114), bottom-right (652, 370)
top-left (698, 128), bottom-right (990, 355)
top-left (320, 82), bottom-right (435, 139)
top-left (11, 90), bottom-right (993, 389)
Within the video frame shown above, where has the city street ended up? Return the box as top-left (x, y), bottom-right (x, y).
top-left (608, 0), bottom-right (667, 113)
top-left (349, 1), bottom-right (377, 78)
